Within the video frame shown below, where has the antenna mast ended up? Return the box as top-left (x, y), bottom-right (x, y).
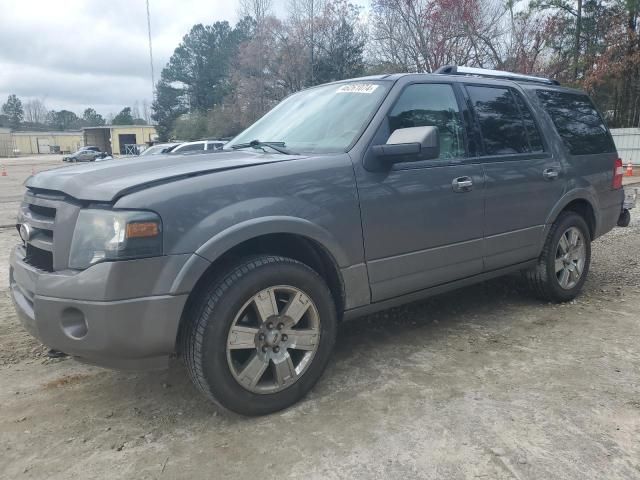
top-left (146, 0), bottom-right (155, 100)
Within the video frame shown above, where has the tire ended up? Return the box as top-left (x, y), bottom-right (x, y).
top-left (525, 212), bottom-right (591, 302)
top-left (617, 209), bottom-right (631, 227)
top-left (182, 255), bottom-right (337, 416)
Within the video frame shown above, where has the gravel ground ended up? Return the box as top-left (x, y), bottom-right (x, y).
top-left (1, 156), bottom-right (639, 479)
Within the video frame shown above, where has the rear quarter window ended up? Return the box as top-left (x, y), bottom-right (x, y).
top-left (536, 90), bottom-right (615, 155)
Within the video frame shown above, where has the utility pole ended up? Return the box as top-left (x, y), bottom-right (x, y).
top-left (573, 0), bottom-right (582, 81)
top-left (146, 0), bottom-right (156, 100)
top-left (310, 0), bottom-right (314, 85)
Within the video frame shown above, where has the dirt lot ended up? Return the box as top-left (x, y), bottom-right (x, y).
top-left (1, 155), bottom-right (639, 479)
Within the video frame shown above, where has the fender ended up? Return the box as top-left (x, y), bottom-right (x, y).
top-left (543, 186), bottom-right (599, 237)
top-left (169, 216), bottom-right (351, 295)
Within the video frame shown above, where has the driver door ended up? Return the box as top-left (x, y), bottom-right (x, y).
top-left (355, 82), bottom-right (485, 302)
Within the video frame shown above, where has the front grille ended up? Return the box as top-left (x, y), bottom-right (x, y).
top-left (18, 190), bottom-right (63, 272)
top-left (25, 244), bottom-right (54, 272)
top-left (29, 204), bottom-right (56, 219)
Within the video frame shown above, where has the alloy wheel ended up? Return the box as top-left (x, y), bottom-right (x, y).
top-left (555, 226), bottom-right (586, 289)
top-left (226, 285), bottom-right (321, 394)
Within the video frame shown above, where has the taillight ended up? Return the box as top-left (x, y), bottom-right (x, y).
top-left (613, 158), bottom-right (624, 189)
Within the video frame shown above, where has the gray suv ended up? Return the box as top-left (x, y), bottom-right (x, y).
top-left (10, 67), bottom-right (625, 415)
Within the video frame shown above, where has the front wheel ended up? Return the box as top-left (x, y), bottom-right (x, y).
top-left (525, 212), bottom-right (591, 302)
top-left (182, 255), bottom-right (337, 415)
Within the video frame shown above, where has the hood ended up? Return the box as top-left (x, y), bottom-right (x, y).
top-left (26, 151), bottom-right (304, 202)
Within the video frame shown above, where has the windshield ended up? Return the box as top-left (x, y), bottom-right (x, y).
top-left (225, 81), bottom-right (390, 154)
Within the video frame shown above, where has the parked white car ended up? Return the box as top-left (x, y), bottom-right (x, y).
top-left (170, 140), bottom-right (226, 154)
top-left (139, 143), bottom-right (182, 156)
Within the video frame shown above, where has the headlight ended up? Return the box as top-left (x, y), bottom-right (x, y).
top-left (69, 209), bottom-right (162, 269)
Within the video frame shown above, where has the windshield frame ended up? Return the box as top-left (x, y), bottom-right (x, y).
top-left (224, 79), bottom-right (393, 155)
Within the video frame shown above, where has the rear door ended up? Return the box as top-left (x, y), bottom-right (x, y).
top-left (463, 84), bottom-right (566, 270)
top-left (356, 82), bottom-right (485, 302)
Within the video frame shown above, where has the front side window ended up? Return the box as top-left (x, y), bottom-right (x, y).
top-left (388, 83), bottom-right (465, 159)
top-left (226, 81), bottom-right (390, 154)
top-left (467, 85), bottom-right (530, 155)
top-left (536, 90), bottom-right (615, 155)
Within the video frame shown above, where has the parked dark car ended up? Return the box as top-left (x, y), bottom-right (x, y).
top-left (63, 146), bottom-right (103, 162)
top-left (11, 66), bottom-right (625, 415)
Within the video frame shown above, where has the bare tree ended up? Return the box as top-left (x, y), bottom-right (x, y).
top-left (369, 0), bottom-right (506, 72)
top-left (238, 0), bottom-right (275, 113)
top-left (23, 98), bottom-right (48, 124)
top-left (239, 0), bottom-right (273, 23)
top-left (132, 101), bottom-right (141, 120)
top-left (287, 0), bottom-right (326, 82)
top-left (142, 99), bottom-right (151, 124)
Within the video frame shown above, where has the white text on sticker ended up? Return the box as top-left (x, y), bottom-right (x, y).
top-left (337, 84), bottom-right (379, 94)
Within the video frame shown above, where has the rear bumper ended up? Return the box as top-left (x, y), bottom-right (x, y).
top-left (595, 188), bottom-right (625, 238)
top-left (9, 245), bottom-right (189, 370)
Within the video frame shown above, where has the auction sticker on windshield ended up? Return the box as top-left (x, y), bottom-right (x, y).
top-left (337, 84), bottom-right (379, 94)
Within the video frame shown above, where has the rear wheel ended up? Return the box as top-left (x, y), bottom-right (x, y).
top-left (182, 255), bottom-right (337, 415)
top-left (525, 212), bottom-right (591, 302)
top-left (617, 209), bottom-right (631, 227)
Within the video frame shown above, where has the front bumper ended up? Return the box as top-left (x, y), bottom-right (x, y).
top-left (9, 245), bottom-right (189, 370)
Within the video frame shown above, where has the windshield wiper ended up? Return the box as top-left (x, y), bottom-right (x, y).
top-left (231, 140), bottom-right (295, 155)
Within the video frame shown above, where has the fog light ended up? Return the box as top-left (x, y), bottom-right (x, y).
top-left (60, 308), bottom-right (88, 339)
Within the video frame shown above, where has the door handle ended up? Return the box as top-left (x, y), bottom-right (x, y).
top-left (452, 176), bottom-right (473, 192)
top-left (543, 168), bottom-right (559, 180)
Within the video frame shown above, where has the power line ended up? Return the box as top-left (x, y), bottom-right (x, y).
top-left (146, 0), bottom-right (155, 101)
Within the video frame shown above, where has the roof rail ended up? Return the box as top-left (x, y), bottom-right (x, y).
top-left (433, 65), bottom-right (559, 86)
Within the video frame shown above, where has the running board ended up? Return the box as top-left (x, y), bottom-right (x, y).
top-left (342, 260), bottom-right (536, 321)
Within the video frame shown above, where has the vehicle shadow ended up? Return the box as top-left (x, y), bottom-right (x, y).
top-left (59, 273), bottom-right (540, 425)
top-left (157, 273), bottom-right (537, 416)
top-left (337, 274), bottom-right (534, 343)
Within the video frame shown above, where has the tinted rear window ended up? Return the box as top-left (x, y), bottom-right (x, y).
top-left (536, 90), bottom-right (615, 155)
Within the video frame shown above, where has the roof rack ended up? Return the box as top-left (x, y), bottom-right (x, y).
top-left (433, 65), bottom-right (560, 86)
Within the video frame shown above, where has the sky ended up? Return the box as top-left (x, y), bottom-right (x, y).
top-left (0, 0), bottom-right (250, 118)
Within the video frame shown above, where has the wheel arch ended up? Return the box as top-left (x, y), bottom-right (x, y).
top-left (174, 229), bottom-right (348, 351)
top-left (560, 199), bottom-right (596, 239)
top-left (546, 190), bottom-right (598, 240)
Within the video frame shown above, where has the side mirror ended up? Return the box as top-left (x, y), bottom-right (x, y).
top-left (372, 126), bottom-right (440, 164)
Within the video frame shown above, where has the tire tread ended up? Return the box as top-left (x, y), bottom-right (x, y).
top-left (524, 211), bottom-right (589, 302)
